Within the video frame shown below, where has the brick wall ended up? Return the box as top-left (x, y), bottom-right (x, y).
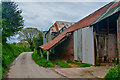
top-left (54, 33), bottom-right (74, 60)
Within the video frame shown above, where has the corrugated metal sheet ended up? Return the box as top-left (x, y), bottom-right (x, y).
top-left (74, 29), bottom-right (82, 61)
top-left (50, 21), bottom-right (75, 32)
top-left (74, 27), bottom-right (94, 65)
top-left (40, 1), bottom-right (118, 50)
top-left (91, 1), bottom-right (120, 25)
top-left (82, 27), bottom-right (94, 65)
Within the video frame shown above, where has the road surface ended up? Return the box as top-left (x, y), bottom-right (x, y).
top-left (7, 52), bottom-right (63, 78)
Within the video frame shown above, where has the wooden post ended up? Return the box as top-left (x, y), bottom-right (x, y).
top-left (117, 14), bottom-right (120, 63)
top-left (40, 49), bottom-right (44, 58)
top-left (47, 51), bottom-right (49, 60)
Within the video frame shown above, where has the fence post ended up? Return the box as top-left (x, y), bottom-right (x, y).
top-left (47, 51), bottom-right (49, 60)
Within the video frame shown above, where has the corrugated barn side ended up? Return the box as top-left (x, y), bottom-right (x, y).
top-left (74, 27), bottom-right (95, 65)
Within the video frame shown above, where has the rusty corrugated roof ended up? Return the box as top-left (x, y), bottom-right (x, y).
top-left (49, 21), bottom-right (75, 33)
top-left (40, 1), bottom-right (119, 50)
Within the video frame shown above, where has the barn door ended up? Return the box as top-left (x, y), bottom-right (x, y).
top-left (107, 34), bottom-right (117, 62)
top-left (98, 36), bottom-right (107, 62)
top-left (97, 34), bottom-right (117, 63)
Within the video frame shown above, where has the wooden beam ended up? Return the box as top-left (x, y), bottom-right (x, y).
top-left (117, 14), bottom-right (120, 63)
top-left (47, 51), bottom-right (49, 60)
top-left (93, 32), bottom-right (96, 65)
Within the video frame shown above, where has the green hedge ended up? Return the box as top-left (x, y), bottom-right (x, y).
top-left (2, 43), bottom-right (31, 77)
top-left (32, 50), bottom-right (54, 67)
top-left (105, 65), bottom-right (120, 79)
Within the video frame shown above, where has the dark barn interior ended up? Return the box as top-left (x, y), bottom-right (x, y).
top-left (93, 12), bottom-right (119, 65)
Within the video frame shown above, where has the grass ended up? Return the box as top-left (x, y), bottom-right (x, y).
top-left (104, 65), bottom-right (120, 79)
top-left (32, 50), bottom-right (54, 67)
top-left (54, 61), bottom-right (71, 68)
top-left (67, 59), bottom-right (93, 67)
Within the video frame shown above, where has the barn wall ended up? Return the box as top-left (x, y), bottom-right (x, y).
top-left (54, 34), bottom-right (74, 60)
top-left (74, 27), bottom-right (95, 65)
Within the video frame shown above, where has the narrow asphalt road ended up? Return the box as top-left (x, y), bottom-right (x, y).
top-left (7, 52), bottom-right (63, 78)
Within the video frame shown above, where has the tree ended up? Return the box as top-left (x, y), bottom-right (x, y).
top-left (18, 27), bottom-right (42, 50)
top-left (33, 32), bottom-right (43, 49)
top-left (2, 2), bottom-right (24, 43)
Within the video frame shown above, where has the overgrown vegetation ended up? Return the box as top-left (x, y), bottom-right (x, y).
top-left (105, 65), bottom-right (120, 79)
top-left (32, 50), bottom-right (54, 67)
top-left (2, 43), bottom-right (31, 76)
top-left (54, 61), bottom-right (71, 68)
top-left (67, 59), bottom-right (93, 67)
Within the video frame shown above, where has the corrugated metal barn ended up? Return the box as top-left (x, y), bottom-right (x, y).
top-left (40, 1), bottom-right (120, 65)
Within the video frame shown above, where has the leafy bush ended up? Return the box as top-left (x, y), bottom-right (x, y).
top-left (2, 43), bottom-right (31, 76)
top-left (67, 59), bottom-right (92, 67)
top-left (105, 65), bottom-right (120, 79)
top-left (54, 61), bottom-right (71, 68)
top-left (32, 50), bottom-right (54, 67)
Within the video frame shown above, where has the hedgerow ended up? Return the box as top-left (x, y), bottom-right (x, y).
top-left (2, 43), bottom-right (31, 77)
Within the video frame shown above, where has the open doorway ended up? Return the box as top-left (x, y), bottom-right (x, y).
top-left (94, 12), bottom-right (119, 65)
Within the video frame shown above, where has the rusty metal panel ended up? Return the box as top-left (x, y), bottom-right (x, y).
top-left (82, 27), bottom-right (94, 65)
top-left (50, 21), bottom-right (74, 33)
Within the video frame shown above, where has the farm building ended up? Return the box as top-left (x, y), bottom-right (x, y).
top-left (45, 21), bottom-right (75, 42)
top-left (40, 1), bottom-right (120, 65)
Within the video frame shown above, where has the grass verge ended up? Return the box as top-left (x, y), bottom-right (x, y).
top-left (67, 59), bottom-right (92, 67)
top-left (32, 50), bottom-right (54, 67)
top-left (54, 61), bottom-right (71, 68)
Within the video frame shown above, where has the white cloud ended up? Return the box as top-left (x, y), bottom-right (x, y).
top-left (17, 2), bottom-right (109, 31)
top-left (8, 2), bottom-right (110, 43)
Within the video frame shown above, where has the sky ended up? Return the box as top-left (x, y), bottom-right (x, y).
top-left (8, 1), bottom-right (112, 43)
top-left (17, 2), bottom-right (109, 31)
